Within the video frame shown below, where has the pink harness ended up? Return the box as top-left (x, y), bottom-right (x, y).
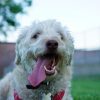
top-left (14, 90), bottom-right (22, 100)
top-left (14, 90), bottom-right (65, 100)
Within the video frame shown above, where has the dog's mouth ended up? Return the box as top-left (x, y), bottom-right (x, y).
top-left (44, 58), bottom-right (56, 75)
top-left (41, 53), bottom-right (59, 75)
top-left (28, 53), bottom-right (59, 87)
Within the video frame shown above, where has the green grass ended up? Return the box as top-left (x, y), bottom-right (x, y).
top-left (72, 76), bottom-right (100, 100)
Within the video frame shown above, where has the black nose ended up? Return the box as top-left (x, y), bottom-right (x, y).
top-left (46, 40), bottom-right (58, 50)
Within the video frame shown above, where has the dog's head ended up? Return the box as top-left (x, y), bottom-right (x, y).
top-left (15, 20), bottom-right (74, 87)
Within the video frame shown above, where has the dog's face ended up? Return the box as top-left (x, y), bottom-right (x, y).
top-left (15, 20), bottom-right (74, 87)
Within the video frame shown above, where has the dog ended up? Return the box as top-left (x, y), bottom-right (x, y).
top-left (0, 20), bottom-right (74, 100)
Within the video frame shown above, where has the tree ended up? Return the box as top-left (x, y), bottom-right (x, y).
top-left (0, 0), bottom-right (32, 36)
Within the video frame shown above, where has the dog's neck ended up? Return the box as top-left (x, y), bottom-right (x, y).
top-left (13, 65), bottom-right (68, 100)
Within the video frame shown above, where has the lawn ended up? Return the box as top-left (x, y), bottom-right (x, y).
top-left (72, 76), bottom-right (100, 100)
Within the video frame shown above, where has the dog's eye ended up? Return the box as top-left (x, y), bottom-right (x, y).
top-left (32, 34), bottom-right (38, 39)
top-left (32, 32), bottom-right (41, 39)
top-left (59, 32), bottom-right (64, 40)
top-left (60, 34), bottom-right (64, 40)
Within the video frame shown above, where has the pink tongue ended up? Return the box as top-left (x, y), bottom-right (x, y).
top-left (28, 58), bottom-right (49, 87)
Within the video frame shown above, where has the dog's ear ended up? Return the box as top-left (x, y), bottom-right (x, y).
top-left (65, 31), bottom-right (74, 66)
top-left (62, 26), bottom-right (74, 64)
top-left (15, 30), bottom-right (27, 65)
top-left (15, 36), bottom-right (22, 65)
top-left (15, 43), bottom-right (21, 65)
top-left (15, 27), bottom-right (30, 65)
top-left (66, 55), bottom-right (72, 65)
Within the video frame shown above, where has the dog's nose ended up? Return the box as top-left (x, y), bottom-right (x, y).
top-left (46, 40), bottom-right (58, 50)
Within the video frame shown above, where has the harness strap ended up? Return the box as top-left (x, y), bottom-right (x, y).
top-left (52, 90), bottom-right (65, 100)
top-left (14, 90), bottom-right (22, 100)
top-left (14, 89), bottom-right (65, 100)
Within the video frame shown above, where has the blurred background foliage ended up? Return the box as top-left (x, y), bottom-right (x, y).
top-left (0, 0), bottom-right (32, 36)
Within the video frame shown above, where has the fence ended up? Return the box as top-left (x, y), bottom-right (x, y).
top-left (0, 43), bottom-right (100, 77)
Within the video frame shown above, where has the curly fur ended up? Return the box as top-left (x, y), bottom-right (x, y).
top-left (0, 20), bottom-right (74, 100)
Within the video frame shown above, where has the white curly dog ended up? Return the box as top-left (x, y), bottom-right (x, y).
top-left (0, 20), bottom-right (74, 100)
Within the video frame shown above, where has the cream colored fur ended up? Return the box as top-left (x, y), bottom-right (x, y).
top-left (0, 20), bottom-right (74, 100)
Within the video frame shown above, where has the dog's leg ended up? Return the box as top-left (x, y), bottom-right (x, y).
top-left (42, 93), bottom-right (51, 100)
top-left (62, 89), bottom-right (73, 100)
top-left (0, 73), bottom-right (12, 100)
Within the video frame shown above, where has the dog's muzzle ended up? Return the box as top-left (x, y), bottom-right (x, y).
top-left (27, 39), bottom-right (60, 88)
top-left (46, 40), bottom-right (58, 52)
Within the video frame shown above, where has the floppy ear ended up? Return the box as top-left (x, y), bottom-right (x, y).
top-left (15, 36), bottom-right (22, 65)
top-left (15, 44), bottom-right (21, 65)
top-left (15, 27), bottom-right (29, 65)
top-left (66, 55), bottom-right (72, 65)
top-left (66, 43), bottom-right (74, 66)
top-left (15, 32), bottom-right (26, 65)
top-left (65, 32), bottom-right (74, 66)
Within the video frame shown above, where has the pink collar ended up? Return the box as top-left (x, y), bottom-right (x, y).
top-left (14, 89), bottom-right (65, 100)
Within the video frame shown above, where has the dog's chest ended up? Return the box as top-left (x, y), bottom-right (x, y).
top-left (18, 82), bottom-right (56, 100)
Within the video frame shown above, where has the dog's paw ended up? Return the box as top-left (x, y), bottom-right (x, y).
top-left (42, 93), bottom-right (51, 100)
